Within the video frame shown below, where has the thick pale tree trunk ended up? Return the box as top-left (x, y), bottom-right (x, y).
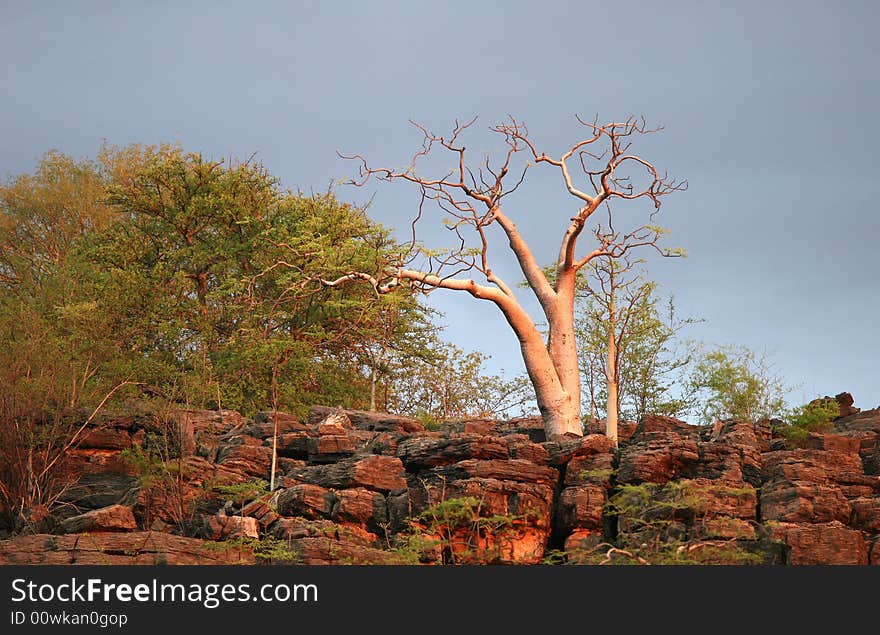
top-left (505, 296), bottom-right (582, 438)
top-left (548, 272), bottom-right (582, 425)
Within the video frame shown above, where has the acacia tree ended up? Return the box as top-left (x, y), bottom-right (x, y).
top-left (321, 117), bottom-right (684, 438)
top-left (576, 261), bottom-right (697, 443)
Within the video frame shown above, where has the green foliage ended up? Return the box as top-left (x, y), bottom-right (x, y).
top-left (206, 534), bottom-right (299, 564)
top-left (687, 344), bottom-right (788, 424)
top-left (390, 495), bottom-right (529, 564)
top-left (777, 398), bottom-right (839, 444)
top-left (214, 479), bottom-right (269, 505)
top-left (388, 342), bottom-right (536, 421)
top-left (565, 481), bottom-right (763, 565)
top-left (0, 145), bottom-right (433, 421)
top-left (575, 266), bottom-right (698, 422)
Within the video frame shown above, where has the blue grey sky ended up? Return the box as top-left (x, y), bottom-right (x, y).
top-left (2, 1), bottom-right (877, 410)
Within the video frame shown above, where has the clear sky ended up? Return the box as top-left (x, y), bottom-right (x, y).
top-left (2, 1), bottom-right (877, 411)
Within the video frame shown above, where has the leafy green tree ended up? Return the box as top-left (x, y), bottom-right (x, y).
top-left (687, 344), bottom-right (788, 423)
top-left (575, 262), bottom-right (697, 433)
top-left (387, 340), bottom-right (536, 424)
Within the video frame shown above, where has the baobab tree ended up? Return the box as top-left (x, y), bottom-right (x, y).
top-left (321, 116), bottom-right (685, 439)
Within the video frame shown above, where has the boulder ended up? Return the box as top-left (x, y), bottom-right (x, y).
top-left (59, 505), bottom-right (137, 533)
top-left (543, 434), bottom-right (614, 467)
top-left (59, 473), bottom-right (140, 510)
top-left (617, 436), bottom-right (700, 484)
top-left (330, 487), bottom-right (388, 531)
top-left (307, 406), bottom-right (425, 434)
top-left (396, 434), bottom-right (508, 470)
top-left (274, 484), bottom-right (336, 519)
top-left (556, 484), bottom-right (606, 533)
top-left (289, 455), bottom-right (407, 493)
top-left (201, 514), bottom-right (259, 540)
top-left (760, 480), bottom-right (851, 524)
top-left (768, 521), bottom-right (868, 565)
top-left (849, 497), bottom-right (880, 532)
top-left (432, 459), bottom-right (559, 485)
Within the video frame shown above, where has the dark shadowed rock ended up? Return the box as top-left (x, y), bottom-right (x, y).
top-left (216, 439), bottom-right (272, 478)
top-left (308, 406), bottom-right (425, 433)
top-left (556, 484), bottom-right (606, 533)
top-left (289, 455), bottom-right (407, 493)
top-left (543, 434), bottom-right (614, 467)
top-left (850, 497), bottom-right (880, 532)
top-left (60, 474), bottom-right (140, 510)
top-left (834, 408), bottom-right (880, 434)
top-left (274, 484), bottom-right (337, 518)
top-left (396, 434), bottom-right (508, 470)
top-left (505, 434), bottom-right (551, 465)
top-left (433, 459), bottom-right (559, 485)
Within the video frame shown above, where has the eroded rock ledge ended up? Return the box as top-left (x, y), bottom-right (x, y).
top-left (2, 399), bottom-right (878, 565)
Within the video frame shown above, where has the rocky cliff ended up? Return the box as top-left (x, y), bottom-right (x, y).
top-left (2, 395), bottom-right (878, 565)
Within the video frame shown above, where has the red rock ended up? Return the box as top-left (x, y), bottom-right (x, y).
top-left (760, 480), bottom-right (850, 524)
top-left (396, 434), bottom-right (509, 470)
top-left (768, 521), bottom-right (868, 565)
top-left (240, 498), bottom-right (280, 529)
top-left (269, 517), bottom-right (377, 546)
top-left (0, 532), bottom-right (254, 565)
top-left (850, 497), bottom-right (880, 531)
top-left (543, 434), bottom-right (614, 467)
top-left (556, 484), bottom-right (606, 532)
top-left (309, 434), bottom-right (357, 462)
top-left (833, 392), bottom-right (860, 419)
top-left (563, 529), bottom-right (605, 556)
top-left (617, 437), bottom-right (701, 484)
top-left (505, 434), bottom-right (551, 465)
top-left (78, 425), bottom-right (132, 451)
top-left (253, 411), bottom-right (307, 437)
top-left (799, 432), bottom-right (861, 453)
top-left (583, 419), bottom-right (637, 443)
top-left (274, 484), bottom-right (336, 518)
top-left (761, 448), bottom-right (865, 486)
top-left (59, 505), bottom-right (137, 533)
top-left (564, 453), bottom-right (614, 487)
top-left (290, 455), bottom-right (407, 493)
top-left (290, 536), bottom-right (403, 564)
top-left (634, 414), bottom-right (700, 437)
top-left (433, 459), bottom-right (559, 485)
top-left (216, 442), bottom-right (271, 478)
top-left (202, 514), bottom-right (259, 540)
top-left (463, 420), bottom-right (495, 435)
top-left (331, 487), bottom-right (387, 531)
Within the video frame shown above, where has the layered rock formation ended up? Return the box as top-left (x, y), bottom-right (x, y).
top-left (1, 396), bottom-right (878, 565)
